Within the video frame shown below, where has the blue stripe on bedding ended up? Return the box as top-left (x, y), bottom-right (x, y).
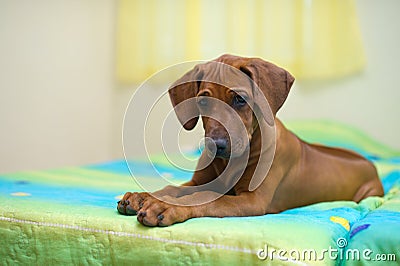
top-left (0, 179), bottom-right (118, 208)
top-left (85, 160), bottom-right (194, 181)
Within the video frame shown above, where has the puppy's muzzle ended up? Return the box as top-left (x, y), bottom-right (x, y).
top-left (205, 137), bottom-right (230, 158)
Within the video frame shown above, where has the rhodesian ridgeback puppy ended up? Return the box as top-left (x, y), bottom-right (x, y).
top-left (117, 54), bottom-right (384, 227)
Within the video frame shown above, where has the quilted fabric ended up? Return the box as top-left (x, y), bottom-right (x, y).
top-left (1, 120), bottom-right (399, 265)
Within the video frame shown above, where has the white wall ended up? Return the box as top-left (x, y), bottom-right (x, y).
top-left (0, 0), bottom-right (116, 173)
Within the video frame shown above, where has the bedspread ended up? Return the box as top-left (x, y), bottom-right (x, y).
top-left (1, 120), bottom-right (399, 265)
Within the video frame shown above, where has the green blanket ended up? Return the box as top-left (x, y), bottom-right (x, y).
top-left (1, 120), bottom-right (399, 265)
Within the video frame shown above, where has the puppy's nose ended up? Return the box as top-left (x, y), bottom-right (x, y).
top-left (214, 138), bottom-right (227, 152)
top-left (206, 138), bottom-right (228, 155)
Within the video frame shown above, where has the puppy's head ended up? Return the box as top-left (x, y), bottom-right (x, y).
top-left (169, 54), bottom-right (295, 159)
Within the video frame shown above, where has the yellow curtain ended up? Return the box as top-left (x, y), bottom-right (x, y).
top-left (116, 0), bottom-right (365, 84)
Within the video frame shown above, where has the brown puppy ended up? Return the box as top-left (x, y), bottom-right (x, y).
top-left (118, 54), bottom-right (384, 227)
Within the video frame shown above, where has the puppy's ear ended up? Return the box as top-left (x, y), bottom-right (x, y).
top-left (240, 59), bottom-right (294, 126)
top-left (168, 65), bottom-right (203, 130)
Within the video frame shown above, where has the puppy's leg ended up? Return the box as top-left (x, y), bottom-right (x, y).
top-left (352, 179), bottom-right (384, 202)
top-left (117, 180), bottom-right (199, 215)
top-left (127, 191), bottom-right (266, 226)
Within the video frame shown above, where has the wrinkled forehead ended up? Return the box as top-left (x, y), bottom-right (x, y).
top-left (198, 61), bottom-right (253, 94)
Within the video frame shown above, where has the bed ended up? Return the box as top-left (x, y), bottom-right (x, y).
top-left (1, 120), bottom-right (399, 265)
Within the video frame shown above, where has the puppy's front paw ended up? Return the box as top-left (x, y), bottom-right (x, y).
top-left (137, 197), bottom-right (191, 227)
top-left (117, 192), bottom-right (150, 216)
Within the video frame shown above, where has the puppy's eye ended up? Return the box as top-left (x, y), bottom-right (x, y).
top-left (233, 95), bottom-right (247, 107)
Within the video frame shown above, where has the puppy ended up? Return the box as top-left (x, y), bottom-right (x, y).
top-left (118, 54), bottom-right (384, 227)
